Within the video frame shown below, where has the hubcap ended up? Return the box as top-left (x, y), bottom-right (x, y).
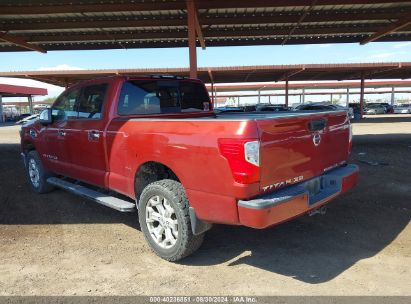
top-left (145, 195), bottom-right (178, 249)
top-left (28, 158), bottom-right (40, 188)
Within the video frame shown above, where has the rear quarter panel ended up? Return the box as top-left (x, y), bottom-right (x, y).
top-left (105, 118), bottom-right (260, 199)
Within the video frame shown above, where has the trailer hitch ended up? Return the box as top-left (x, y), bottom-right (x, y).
top-left (308, 205), bottom-right (327, 216)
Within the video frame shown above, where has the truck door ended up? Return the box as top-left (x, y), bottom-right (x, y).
top-left (37, 87), bottom-right (81, 177)
top-left (65, 82), bottom-right (109, 187)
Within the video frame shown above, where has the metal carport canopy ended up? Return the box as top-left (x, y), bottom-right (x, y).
top-left (1, 0), bottom-right (411, 53)
top-left (1, 63), bottom-right (411, 87)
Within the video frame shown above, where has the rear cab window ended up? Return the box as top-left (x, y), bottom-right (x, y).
top-left (117, 79), bottom-right (210, 115)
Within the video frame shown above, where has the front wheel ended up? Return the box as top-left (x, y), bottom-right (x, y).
top-left (26, 150), bottom-right (54, 194)
top-left (138, 179), bottom-right (204, 261)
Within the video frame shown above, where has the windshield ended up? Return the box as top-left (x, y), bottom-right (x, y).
top-left (118, 79), bottom-right (210, 115)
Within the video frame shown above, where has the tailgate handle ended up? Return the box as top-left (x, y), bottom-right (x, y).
top-left (308, 118), bottom-right (327, 131)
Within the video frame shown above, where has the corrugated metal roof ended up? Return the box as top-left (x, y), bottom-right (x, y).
top-left (0, 0), bottom-right (411, 52)
top-left (0, 62), bottom-right (410, 87)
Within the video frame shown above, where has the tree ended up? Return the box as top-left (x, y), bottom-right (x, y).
top-left (40, 97), bottom-right (57, 104)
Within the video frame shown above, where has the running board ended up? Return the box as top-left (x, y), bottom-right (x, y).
top-left (47, 177), bottom-right (136, 212)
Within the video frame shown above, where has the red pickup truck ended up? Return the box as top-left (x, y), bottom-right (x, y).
top-left (20, 75), bottom-right (359, 261)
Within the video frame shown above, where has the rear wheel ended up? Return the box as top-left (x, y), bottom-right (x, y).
top-left (26, 150), bottom-right (54, 194)
top-left (138, 179), bottom-right (204, 261)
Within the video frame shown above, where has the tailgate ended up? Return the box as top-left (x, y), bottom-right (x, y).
top-left (257, 111), bottom-right (350, 192)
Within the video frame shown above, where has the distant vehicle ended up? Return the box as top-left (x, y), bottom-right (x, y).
top-left (214, 106), bottom-right (245, 113)
top-left (364, 104), bottom-right (386, 115)
top-left (293, 104), bottom-right (336, 111)
top-left (16, 114), bottom-right (39, 125)
top-left (370, 102), bottom-right (394, 113)
top-left (393, 104), bottom-right (411, 114)
top-left (3, 106), bottom-right (20, 121)
top-left (214, 105), bottom-right (257, 113)
top-left (293, 103), bottom-right (353, 118)
top-left (255, 104), bottom-right (288, 112)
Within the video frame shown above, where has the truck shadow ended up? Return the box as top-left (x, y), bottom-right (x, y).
top-left (353, 115), bottom-right (411, 124)
top-left (182, 189), bottom-right (410, 284)
top-left (0, 143), bottom-right (140, 230)
top-left (180, 134), bottom-right (411, 283)
top-left (1, 138), bottom-right (410, 284)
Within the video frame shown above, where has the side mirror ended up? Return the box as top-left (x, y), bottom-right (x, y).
top-left (39, 108), bottom-right (53, 125)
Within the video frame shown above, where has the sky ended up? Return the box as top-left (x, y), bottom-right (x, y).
top-left (1, 41), bottom-right (411, 104)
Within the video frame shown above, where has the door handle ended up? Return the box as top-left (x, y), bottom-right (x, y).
top-left (58, 130), bottom-right (66, 137)
top-left (88, 130), bottom-right (100, 140)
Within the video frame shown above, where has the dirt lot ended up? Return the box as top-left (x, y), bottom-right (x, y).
top-left (0, 115), bottom-right (410, 296)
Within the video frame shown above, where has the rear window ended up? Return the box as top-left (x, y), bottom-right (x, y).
top-left (118, 80), bottom-right (210, 115)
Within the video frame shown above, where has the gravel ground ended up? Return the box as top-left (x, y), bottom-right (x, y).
top-left (0, 115), bottom-right (410, 296)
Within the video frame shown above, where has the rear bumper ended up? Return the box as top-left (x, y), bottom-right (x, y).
top-left (238, 164), bottom-right (359, 229)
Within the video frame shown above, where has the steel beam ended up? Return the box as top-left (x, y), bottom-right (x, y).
top-left (285, 78), bottom-right (289, 107)
top-left (28, 95), bottom-right (33, 114)
top-left (2, 13), bottom-right (407, 32)
top-left (216, 90), bottom-right (411, 98)
top-left (1, 0), bottom-right (409, 15)
top-left (0, 32), bottom-right (46, 53)
top-left (193, 0), bottom-right (206, 49)
top-left (0, 94), bottom-right (3, 123)
top-left (282, 0), bottom-right (319, 45)
top-left (277, 67), bottom-right (306, 82)
top-left (391, 87), bottom-right (395, 105)
top-left (186, 0), bottom-right (198, 79)
top-left (360, 73), bottom-right (365, 117)
top-left (208, 68), bottom-right (214, 103)
top-left (361, 17), bottom-right (411, 44)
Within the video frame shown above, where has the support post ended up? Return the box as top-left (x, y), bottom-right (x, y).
top-left (210, 82), bottom-right (214, 104)
top-left (258, 90), bottom-right (261, 104)
top-left (0, 94), bottom-right (3, 123)
top-left (391, 87), bottom-right (395, 106)
top-left (302, 88), bottom-right (305, 103)
top-left (360, 73), bottom-right (365, 118)
top-left (268, 95), bottom-right (271, 104)
top-left (330, 93), bottom-right (333, 104)
top-left (346, 88), bottom-right (350, 107)
top-left (28, 95), bottom-right (34, 114)
top-left (186, 0), bottom-right (198, 79)
top-left (285, 78), bottom-right (289, 108)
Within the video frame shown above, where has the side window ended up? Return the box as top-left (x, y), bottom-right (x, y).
top-left (118, 81), bottom-right (161, 115)
top-left (78, 83), bottom-right (108, 119)
top-left (52, 88), bottom-right (81, 121)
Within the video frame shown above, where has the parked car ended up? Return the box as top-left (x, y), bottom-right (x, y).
top-left (15, 114), bottom-right (39, 125)
top-left (364, 104), bottom-right (386, 115)
top-left (293, 103), bottom-right (336, 111)
top-left (214, 106), bottom-right (245, 113)
top-left (377, 103), bottom-right (394, 114)
top-left (293, 103), bottom-right (353, 119)
top-left (255, 104), bottom-right (288, 112)
top-left (393, 104), bottom-right (411, 114)
top-left (20, 75), bottom-right (359, 261)
top-left (3, 106), bottom-right (20, 121)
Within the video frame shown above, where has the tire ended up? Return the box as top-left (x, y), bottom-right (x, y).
top-left (26, 150), bottom-right (54, 194)
top-left (138, 179), bottom-right (204, 261)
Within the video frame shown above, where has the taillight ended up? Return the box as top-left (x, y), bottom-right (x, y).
top-left (218, 139), bottom-right (260, 184)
